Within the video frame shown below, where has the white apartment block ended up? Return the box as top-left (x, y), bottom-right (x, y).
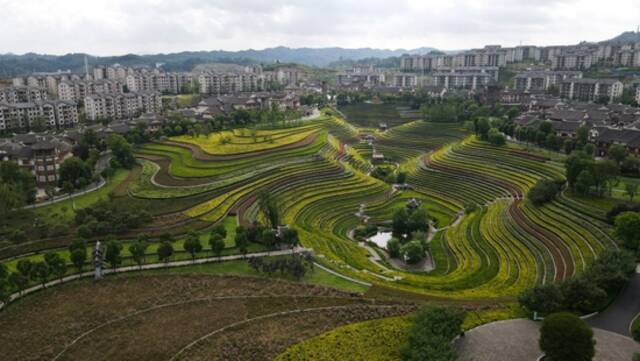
top-left (636, 87), bottom-right (640, 104)
top-left (514, 71), bottom-right (583, 92)
top-left (198, 72), bottom-right (259, 95)
top-left (560, 78), bottom-right (623, 103)
top-left (58, 79), bottom-right (123, 102)
top-left (391, 74), bottom-right (417, 88)
top-left (126, 70), bottom-right (194, 94)
top-left (433, 69), bottom-right (497, 90)
top-left (84, 92), bottom-right (162, 121)
top-left (0, 100), bottom-right (78, 131)
top-left (0, 86), bottom-right (48, 104)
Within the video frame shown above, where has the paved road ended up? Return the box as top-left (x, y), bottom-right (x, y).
top-left (589, 271), bottom-right (640, 336)
top-left (456, 319), bottom-right (640, 361)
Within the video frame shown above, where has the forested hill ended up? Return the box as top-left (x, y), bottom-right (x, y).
top-left (0, 46), bottom-right (437, 77)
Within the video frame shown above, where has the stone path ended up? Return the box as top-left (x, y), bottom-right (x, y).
top-left (455, 319), bottom-right (640, 361)
top-left (589, 271), bottom-right (640, 336)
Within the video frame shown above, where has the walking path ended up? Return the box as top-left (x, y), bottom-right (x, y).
top-left (588, 269), bottom-right (640, 336)
top-left (455, 319), bottom-right (640, 361)
top-left (0, 247), bottom-right (312, 311)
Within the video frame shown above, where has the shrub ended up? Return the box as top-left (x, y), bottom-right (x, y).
top-left (614, 212), bottom-right (640, 252)
top-left (518, 283), bottom-right (562, 315)
top-left (401, 241), bottom-right (425, 264)
top-left (528, 179), bottom-right (561, 206)
top-left (539, 312), bottom-right (595, 361)
top-left (387, 238), bottom-right (401, 258)
top-left (632, 320), bottom-right (640, 342)
top-left (400, 305), bottom-right (464, 361)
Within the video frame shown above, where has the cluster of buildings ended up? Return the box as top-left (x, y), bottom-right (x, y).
top-left (512, 94), bottom-right (640, 153)
top-left (191, 91), bottom-right (302, 119)
top-left (401, 41), bottom-right (640, 73)
top-left (336, 65), bottom-right (418, 90)
top-left (0, 62), bottom-right (309, 133)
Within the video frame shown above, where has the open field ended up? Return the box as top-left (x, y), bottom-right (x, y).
top-left (338, 103), bottom-right (415, 128)
top-left (0, 274), bottom-right (410, 361)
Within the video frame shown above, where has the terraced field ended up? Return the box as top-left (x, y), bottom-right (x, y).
top-left (121, 110), bottom-right (617, 301)
top-left (0, 107), bottom-right (624, 360)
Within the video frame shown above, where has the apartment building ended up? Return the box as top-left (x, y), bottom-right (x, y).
top-left (433, 68), bottom-right (495, 90)
top-left (126, 70), bottom-right (194, 94)
top-left (0, 86), bottom-right (48, 104)
top-left (514, 71), bottom-right (583, 91)
top-left (198, 72), bottom-right (260, 95)
top-left (336, 66), bottom-right (386, 88)
top-left (13, 72), bottom-right (87, 96)
top-left (84, 92), bottom-right (162, 121)
top-left (267, 67), bottom-right (302, 87)
top-left (560, 78), bottom-right (623, 103)
top-left (0, 100), bottom-right (78, 131)
top-left (636, 87), bottom-right (640, 104)
top-left (391, 74), bottom-right (418, 88)
top-left (551, 51), bottom-right (596, 70)
top-left (58, 79), bottom-right (124, 102)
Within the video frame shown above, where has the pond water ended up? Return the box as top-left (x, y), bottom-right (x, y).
top-left (368, 231), bottom-right (393, 249)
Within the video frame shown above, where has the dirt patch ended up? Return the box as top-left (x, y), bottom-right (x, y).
top-left (0, 274), bottom-right (380, 361)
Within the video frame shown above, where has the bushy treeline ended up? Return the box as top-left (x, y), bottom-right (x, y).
top-left (247, 254), bottom-right (314, 280)
top-left (75, 200), bottom-right (152, 238)
top-left (400, 306), bottom-right (464, 361)
top-left (519, 250), bottom-right (636, 315)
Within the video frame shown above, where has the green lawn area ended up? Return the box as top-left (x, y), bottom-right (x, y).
top-left (2, 216), bottom-right (246, 274)
top-left (146, 257), bottom-right (370, 294)
top-left (34, 169), bottom-right (130, 223)
top-left (338, 103), bottom-right (408, 128)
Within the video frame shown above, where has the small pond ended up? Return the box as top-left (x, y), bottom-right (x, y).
top-left (368, 231), bottom-right (393, 249)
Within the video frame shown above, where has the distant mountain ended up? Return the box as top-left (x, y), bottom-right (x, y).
top-left (0, 46), bottom-right (438, 77)
top-left (606, 31), bottom-right (640, 44)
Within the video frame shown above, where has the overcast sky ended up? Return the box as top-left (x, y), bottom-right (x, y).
top-left (1, 0), bottom-right (639, 55)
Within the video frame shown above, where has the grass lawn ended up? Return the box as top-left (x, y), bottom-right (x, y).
top-left (338, 103), bottom-right (408, 128)
top-left (148, 258), bottom-right (370, 294)
top-left (34, 168), bottom-right (131, 223)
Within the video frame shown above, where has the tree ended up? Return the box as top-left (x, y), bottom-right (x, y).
top-left (0, 183), bottom-right (26, 219)
top-left (157, 241), bottom-right (174, 262)
top-left (392, 208), bottom-right (409, 238)
top-left (8, 272), bottom-right (28, 295)
top-left (400, 305), bottom-right (464, 361)
top-left (487, 128), bottom-right (506, 146)
top-left (184, 233), bottom-right (203, 261)
top-left (625, 183), bottom-right (639, 202)
top-left (104, 241), bottom-right (123, 270)
top-left (129, 240), bottom-right (148, 267)
top-left (281, 228), bottom-right (299, 249)
top-left (16, 259), bottom-right (33, 278)
top-left (407, 208), bottom-right (429, 234)
top-left (44, 252), bottom-right (67, 281)
top-left (518, 283), bottom-right (563, 315)
top-left (211, 223), bottom-right (227, 239)
top-left (59, 157), bottom-right (92, 190)
top-left (396, 172), bottom-right (407, 184)
top-left (235, 230), bottom-right (249, 256)
top-left (539, 312), bottom-right (595, 361)
top-left (528, 179), bottom-right (561, 206)
top-left (476, 118), bottom-right (491, 139)
top-left (401, 241), bottom-right (425, 264)
top-left (106, 134), bottom-right (136, 169)
top-left (210, 233), bottom-right (226, 259)
top-left (30, 261), bottom-right (51, 287)
top-left (387, 238), bottom-right (401, 258)
top-left (575, 170), bottom-right (595, 195)
top-left (560, 276), bottom-right (608, 314)
top-left (608, 144), bottom-right (627, 165)
top-left (614, 212), bottom-right (640, 251)
top-left (258, 190), bottom-right (280, 229)
top-left (261, 229), bottom-right (278, 248)
top-left (70, 248), bottom-right (87, 273)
